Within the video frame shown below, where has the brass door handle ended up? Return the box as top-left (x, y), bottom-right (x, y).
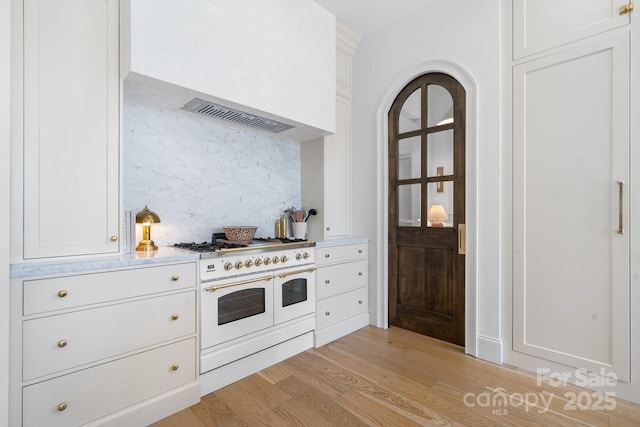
top-left (458, 224), bottom-right (466, 255)
top-left (618, 180), bottom-right (624, 234)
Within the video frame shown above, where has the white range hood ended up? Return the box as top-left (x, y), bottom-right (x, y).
top-left (121, 0), bottom-right (336, 142)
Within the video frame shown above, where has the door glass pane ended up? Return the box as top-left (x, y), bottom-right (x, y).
top-left (399, 88), bottom-right (421, 133)
top-left (427, 181), bottom-right (453, 227)
top-left (282, 278), bottom-right (308, 307)
top-left (427, 129), bottom-right (453, 177)
top-left (399, 136), bottom-right (421, 179)
top-left (399, 183), bottom-right (421, 227)
top-left (218, 288), bottom-right (265, 325)
top-left (427, 84), bottom-right (454, 128)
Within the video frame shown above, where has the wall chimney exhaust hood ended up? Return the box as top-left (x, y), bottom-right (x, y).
top-left (121, 0), bottom-right (336, 142)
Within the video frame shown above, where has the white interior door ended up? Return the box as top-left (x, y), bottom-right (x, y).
top-left (513, 32), bottom-right (630, 382)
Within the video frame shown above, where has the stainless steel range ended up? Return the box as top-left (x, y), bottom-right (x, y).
top-left (176, 234), bottom-right (316, 395)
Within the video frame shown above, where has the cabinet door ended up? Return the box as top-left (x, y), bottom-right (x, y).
top-left (324, 96), bottom-right (351, 238)
top-left (513, 0), bottom-right (630, 59)
top-left (513, 32), bottom-right (630, 381)
top-left (23, 0), bottom-right (119, 258)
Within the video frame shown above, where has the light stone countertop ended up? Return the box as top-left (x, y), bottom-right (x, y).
top-left (10, 247), bottom-right (200, 278)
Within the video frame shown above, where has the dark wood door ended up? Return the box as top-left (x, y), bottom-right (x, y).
top-left (388, 73), bottom-right (466, 346)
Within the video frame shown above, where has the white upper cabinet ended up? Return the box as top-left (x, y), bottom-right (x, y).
top-left (22, 0), bottom-right (120, 259)
top-left (513, 0), bottom-right (630, 59)
top-left (121, 0), bottom-right (336, 142)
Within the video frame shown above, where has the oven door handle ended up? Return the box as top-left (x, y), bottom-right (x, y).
top-left (276, 267), bottom-right (316, 279)
top-left (204, 274), bottom-right (273, 292)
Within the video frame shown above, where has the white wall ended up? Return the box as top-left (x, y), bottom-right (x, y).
top-left (350, 0), bottom-right (502, 361)
top-left (123, 100), bottom-right (301, 246)
top-left (1, 0), bottom-right (10, 422)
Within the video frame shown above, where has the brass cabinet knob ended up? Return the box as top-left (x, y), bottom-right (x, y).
top-left (325, 311), bottom-right (330, 316)
top-left (358, 272), bottom-right (363, 276)
top-left (358, 249), bottom-right (363, 254)
top-left (110, 235), bottom-right (118, 242)
top-left (171, 314), bottom-right (179, 321)
top-left (325, 280), bottom-right (330, 284)
top-left (324, 254), bottom-right (330, 258)
top-left (57, 340), bottom-right (67, 348)
top-left (170, 364), bottom-right (179, 371)
top-left (358, 300), bottom-right (363, 304)
top-left (57, 402), bottom-right (67, 412)
top-left (57, 290), bottom-right (68, 298)
top-left (326, 227), bottom-right (331, 231)
top-left (171, 275), bottom-right (180, 281)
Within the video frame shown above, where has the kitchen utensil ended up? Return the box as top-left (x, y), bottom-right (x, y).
top-left (304, 208), bottom-right (317, 222)
top-left (223, 226), bottom-right (257, 242)
top-left (295, 210), bottom-right (304, 222)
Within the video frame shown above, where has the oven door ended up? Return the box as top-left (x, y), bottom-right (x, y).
top-left (201, 273), bottom-right (274, 349)
top-left (273, 266), bottom-right (316, 324)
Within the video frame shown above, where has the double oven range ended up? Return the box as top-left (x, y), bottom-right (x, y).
top-left (176, 235), bottom-right (316, 394)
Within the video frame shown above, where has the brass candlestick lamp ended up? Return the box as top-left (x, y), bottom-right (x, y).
top-left (135, 206), bottom-right (161, 251)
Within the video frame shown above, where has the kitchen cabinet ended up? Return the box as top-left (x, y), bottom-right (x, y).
top-left (302, 22), bottom-right (359, 240)
top-left (9, 262), bottom-right (200, 427)
top-left (18, 0), bottom-right (120, 259)
top-left (510, 4), bottom-right (633, 390)
top-left (314, 241), bottom-right (369, 347)
top-left (512, 0), bottom-right (630, 59)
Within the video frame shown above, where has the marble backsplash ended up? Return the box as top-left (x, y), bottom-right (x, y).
top-left (123, 100), bottom-right (301, 247)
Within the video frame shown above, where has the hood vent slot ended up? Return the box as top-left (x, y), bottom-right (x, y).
top-left (181, 98), bottom-right (295, 133)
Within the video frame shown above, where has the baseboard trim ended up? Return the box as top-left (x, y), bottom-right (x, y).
top-left (476, 334), bottom-right (503, 364)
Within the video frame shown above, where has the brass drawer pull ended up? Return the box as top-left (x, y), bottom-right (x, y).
top-left (57, 290), bottom-right (68, 298)
top-left (110, 235), bottom-right (118, 242)
top-left (358, 300), bottom-right (363, 304)
top-left (324, 254), bottom-right (330, 258)
top-left (57, 340), bottom-right (67, 348)
top-left (358, 272), bottom-right (363, 276)
top-left (57, 402), bottom-right (67, 412)
top-left (171, 314), bottom-right (179, 321)
top-left (171, 275), bottom-right (180, 282)
top-left (358, 249), bottom-right (363, 253)
top-left (325, 311), bottom-right (330, 316)
top-left (325, 280), bottom-right (330, 284)
top-left (171, 364), bottom-right (179, 371)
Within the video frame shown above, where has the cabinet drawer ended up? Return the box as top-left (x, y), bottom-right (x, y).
top-left (22, 338), bottom-right (196, 427)
top-left (317, 260), bottom-right (367, 299)
top-left (23, 262), bottom-right (196, 315)
top-left (316, 287), bottom-right (367, 330)
top-left (316, 243), bottom-right (367, 266)
top-left (23, 291), bottom-right (195, 381)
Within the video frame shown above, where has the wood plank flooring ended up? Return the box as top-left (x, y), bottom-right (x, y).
top-left (151, 326), bottom-right (640, 426)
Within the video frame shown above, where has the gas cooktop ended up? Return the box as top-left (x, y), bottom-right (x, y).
top-left (174, 233), bottom-right (314, 257)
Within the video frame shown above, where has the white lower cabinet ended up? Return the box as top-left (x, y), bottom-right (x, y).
top-left (314, 242), bottom-right (369, 347)
top-left (11, 261), bottom-right (200, 427)
top-left (23, 338), bottom-right (196, 427)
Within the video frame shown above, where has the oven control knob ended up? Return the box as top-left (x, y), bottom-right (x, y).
top-left (224, 262), bottom-right (233, 271)
top-left (245, 259), bottom-right (253, 268)
top-left (295, 253), bottom-right (302, 261)
top-left (272, 256), bottom-right (280, 264)
top-left (280, 255), bottom-right (288, 263)
top-left (235, 261), bottom-right (244, 270)
top-left (264, 257), bottom-right (271, 265)
top-left (302, 252), bottom-right (310, 259)
top-left (255, 258), bottom-right (263, 266)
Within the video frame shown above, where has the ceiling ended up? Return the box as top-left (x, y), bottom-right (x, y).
top-left (313, 0), bottom-right (435, 39)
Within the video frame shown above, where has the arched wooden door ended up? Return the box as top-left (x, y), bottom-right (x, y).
top-left (388, 73), bottom-right (466, 346)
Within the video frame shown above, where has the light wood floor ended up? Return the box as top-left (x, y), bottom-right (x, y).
top-left (151, 326), bottom-right (640, 426)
